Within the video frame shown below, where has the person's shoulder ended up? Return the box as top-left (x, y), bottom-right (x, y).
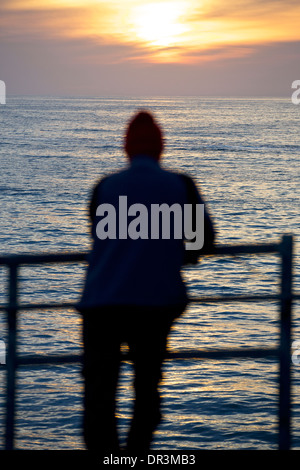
top-left (90, 174), bottom-right (108, 197)
top-left (162, 167), bottom-right (197, 188)
top-left (165, 169), bottom-right (204, 204)
top-left (91, 166), bottom-right (129, 192)
top-left (176, 172), bottom-right (195, 185)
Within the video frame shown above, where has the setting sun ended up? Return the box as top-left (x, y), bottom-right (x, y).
top-left (130, 2), bottom-right (188, 47)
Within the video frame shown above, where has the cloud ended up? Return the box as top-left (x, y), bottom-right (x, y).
top-left (1, 35), bottom-right (298, 96)
top-left (0, 2), bottom-right (130, 43)
top-left (185, 0), bottom-right (300, 45)
top-left (1, 0), bottom-right (299, 64)
top-left (0, 6), bottom-right (91, 41)
top-left (189, 0), bottom-right (300, 21)
top-left (1, 0), bottom-right (299, 96)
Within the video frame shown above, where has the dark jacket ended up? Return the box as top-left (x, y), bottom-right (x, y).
top-left (79, 155), bottom-right (215, 309)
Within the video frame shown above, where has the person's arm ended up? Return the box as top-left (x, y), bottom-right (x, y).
top-left (89, 183), bottom-right (99, 226)
top-left (88, 176), bottom-right (109, 233)
top-left (180, 174), bottom-right (216, 265)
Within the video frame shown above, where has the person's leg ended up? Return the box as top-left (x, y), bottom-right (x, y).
top-left (126, 307), bottom-right (182, 453)
top-left (82, 310), bottom-right (121, 453)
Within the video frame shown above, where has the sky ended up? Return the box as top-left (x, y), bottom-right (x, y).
top-left (0, 0), bottom-right (300, 96)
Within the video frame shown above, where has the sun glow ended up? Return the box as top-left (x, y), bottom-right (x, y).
top-left (2, 0), bottom-right (300, 66)
top-left (131, 2), bottom-right (189, 48)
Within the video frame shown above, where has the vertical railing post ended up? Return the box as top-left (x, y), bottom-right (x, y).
top-left (5, 262), bottom-right (19, 450)
top-left (279, 235), bottom-right (293, 450)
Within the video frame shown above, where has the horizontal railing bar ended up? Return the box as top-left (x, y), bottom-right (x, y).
top-left (189, 294), bottom-right (280, 303)
top-left (0, 295), bottom-right (280, 311)
top-left (10, 347), bottom-right (279, 367)
top-left (2, 293), bottom-right (300, 312)
top-left (166, 348), bottom-right (279, 360)
top-left (0, 252), bottom-right (88, 266)
top-left (16, 354), bottom-right (83, 366)
top-left (0, 241), bottom-right (282, 267)
top-left (0, 302), bottom-right (78, 311)
top-left (190, 293), bottom-right (299, 303)
top-left (211, 243), bottom-right (281, 255)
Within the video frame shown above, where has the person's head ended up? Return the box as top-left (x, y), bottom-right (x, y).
top-left (124, 111), bottom-right (164, 161)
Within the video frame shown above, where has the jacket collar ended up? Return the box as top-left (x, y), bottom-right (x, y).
top-left (130, 154), bottom-right (160, 168)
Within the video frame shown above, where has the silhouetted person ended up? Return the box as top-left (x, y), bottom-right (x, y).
top-left (78, 111), bottom-right (215, 454)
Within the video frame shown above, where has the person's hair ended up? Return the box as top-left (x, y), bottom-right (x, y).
top-left (124, 111), bottom-right (164, 160)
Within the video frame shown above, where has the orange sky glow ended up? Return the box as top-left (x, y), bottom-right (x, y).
top-left (2, 0), bottom-right (300, 63)
top-left (1, 0), bottom-right (300, 95)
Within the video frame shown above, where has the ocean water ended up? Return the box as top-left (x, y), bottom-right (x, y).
top-left (0, 96), bottom-right (299, 450)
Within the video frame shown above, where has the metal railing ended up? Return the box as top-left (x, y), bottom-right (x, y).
top-left (0, 235), bottom-right (296, 450)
